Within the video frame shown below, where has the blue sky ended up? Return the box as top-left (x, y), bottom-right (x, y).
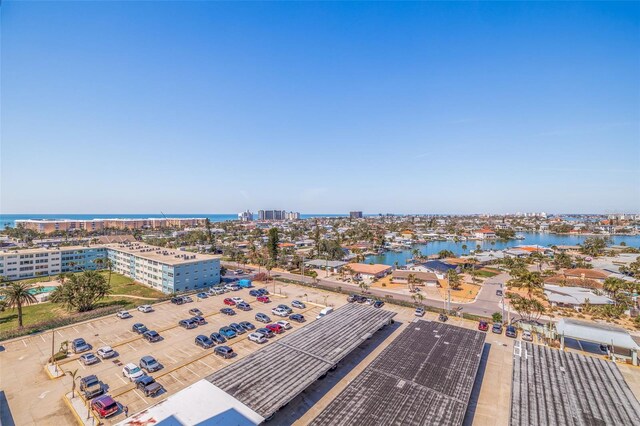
top-left (2, 2), bottom-right (639, 214)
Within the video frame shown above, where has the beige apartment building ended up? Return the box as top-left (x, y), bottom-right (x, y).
top-left (15, 218), bottom-right (206, 234)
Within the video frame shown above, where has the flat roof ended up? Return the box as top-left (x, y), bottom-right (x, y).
top-left (556, 318), bottom-right (640, 350)
top-left (105, 242), bottom-right (221, 265)
top-left (115, 380), bottom-right (264, 426)
top-left (346, 263), bottom-right (392, 275)
top-left (311, 321), bottom-right (486, 426)
top-left (206, 303), bottom-right (396, 419)
top-left (511, 342), bottom-right (640, 425)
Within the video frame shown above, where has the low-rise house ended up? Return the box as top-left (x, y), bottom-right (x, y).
top-left (544, 284), bottom-right (613, 311)
top-left (562, 268), bottom-right (610, 283)
top-left (474, 228), bottom-right (496, 240)
top-left (346, 263), bottom-right (392, 283)
top-left (391, 270), bottom-right (439, 287)
top-left (304, 259), bottom-right (347, 273)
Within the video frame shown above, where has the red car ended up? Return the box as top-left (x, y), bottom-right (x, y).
top-left (257, 296), bottom-right (270, 303)
top-left (91, 395), bottom-right (118, 418)
top-left (266, 323), bottom-right (284, 334)
top-left (478, 320), bottom-right (489, 332)
top-left (223, 298), bottom-right (236, 306)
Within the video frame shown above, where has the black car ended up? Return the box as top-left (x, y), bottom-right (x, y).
top-left (191, 316), bottom-right (206, 325)
top-left (210, 332), bottom-right (227, 344)
top-left (143, 330), bottom-right (161, 342)
top-left (237, 302), bottom-right (252, 311)
top-left (195, 335), bottom-right (215, 349)
top-left (135, 375), bottom-right (164, 397)
top-left (214, 346), bottom-right (235, 359)
top-left (257, 288), bottom-right (269, 296)
top-left (496, 289), bottom-right (503, 297)
top-left (289, 313), bottom-right (306, 323)
top-left (229, 323), bottom-right (246, 335)
top-left (373, 301), bottom-right (385, 308)
top-left (220, 307), bottom-right (236, 316)
top-left (179, 319), bottom-right (197, 329)
top-left (249, 289), bottom-right (261, 297)
top-left (438, 313), bottom-right (448, 322)
top-left (132, 323), bottom-right (148, 334)
top-left (171, 297), bottom-right (185, 305)
top-left (505, 325), bottom-right (517, 338)
top-left (239, 321), bottom-right (255, 331)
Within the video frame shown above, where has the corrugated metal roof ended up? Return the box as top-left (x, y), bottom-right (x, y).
top-left (556, 318), bottom-right (640, 350)
top-left (544, 285), bottom-right (613, 305)
top-left (310, 321), bottom-right (486, 426)
top-left (206, 303), bottom-right (396, 419)
top-left (511, 342), bottom-right (640, 426)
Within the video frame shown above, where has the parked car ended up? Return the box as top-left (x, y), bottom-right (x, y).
top-left (257, 327), bottom-right (274, 338)
top-left (171, 297), bottom-right (184, 305)
top-left (478, 321), bottom-right (489, 332)
top-left (72, 338), bottom-right (91, 354)
top-left (506, 325), bottom-right (518, 338)
top-left (229, 323), bottom-right (247, 335)
top-left (138, 305), bottom-right (153, 313)
top-left (239, 321), bottom-right (255, 331)
top-left (135, 375), bottom-right (164, 397)
top-left (80, 375), bottom-right (103, 399)
top-left (248, 332), bottom-right (267, 344)
top-left (132, 323), bottom-right (148, 334)
top-left (192, 316), bottom-right (206, 325)
top-left (492, 323), bottom-right (503, 334)
top-left (237, 302), bottom-right (252, 311)
top-left (276, 320), bottom-right (292, 330)
top-left (182, 296), bottom-right (194, 303)
top-left (179, 319), bottom-right (197, 329)
top-left (220, 307), bottom-right (236, 316)
top-left (97, 346), bottom-right (117, 359)
top-left (373, 300), bottom-right (385, 309)
top-left (231, 297), bottom-right (244, 304)
top-left (289, 313), bottom-right (305, 323)
top-left (116, 310), bottom-right (132, 319)
top-left (414, 308), bottom-right (425, 317)
top-left (195, 335), bottom-right (216, 349)
top-left (316, 307), bottom-right (333, 320)
top-left (522, 330), bottom-right (533, 342)
top-left (210, 332), bottom-right (227, 344)
top-left (80, 353), bottom-right (100, 366)
top-left (91, 395), bottom-right (118, 418)
top-left (214, 346), bottom-right (235, 359)
top-left (122, 363), bottom-right (145, 381)
top-left (291, 300), bottom-right (306, 309)
top-left (257, 296), bottom-right (270, 303)
top-left (219, 326), bottom-right (237, 338)
top-left (143, 330), bottom-right (161, 342)
top-left (496, 289), bottom-right (503, 297)
top-left (223, 298), bottom-right (236, 306)
top-left (189, 308), bottom-right (203, 316)
top-left (277, 304), bottom-right (292, 314)
top-left (256, 288), bottom-right (269, 296)
top-left (255, 313), bottom-right (271, 323)
top-left (196, 292), bottom-right (208, 299)
top-left (224, 284), bottom-right (239, 291)
top-left (347, 294), bottom-right (358, 303)
top-left (140, 355), bottom-right (162, 373)
top-left (266, 323), bottom-right (285, 334)
top-left (271, 308), bottom-right (289, 317)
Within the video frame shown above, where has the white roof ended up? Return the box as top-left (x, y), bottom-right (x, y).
top-left (116, 379), bottom-right (264, 426)
top-left (556, 318), bottom-right (640, 350)
top-left (544, 284), bottom-right (613, 306)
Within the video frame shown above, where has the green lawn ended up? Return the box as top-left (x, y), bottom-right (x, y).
top-left (103, 272), bottom-right (166, 299)
top-left (476, 269), bottom-right (500, 278)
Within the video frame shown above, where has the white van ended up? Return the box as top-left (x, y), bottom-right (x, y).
top-left (316, 307), bottom-right (334, 319)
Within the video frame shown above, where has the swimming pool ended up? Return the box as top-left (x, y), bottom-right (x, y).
top-left (28, 286), bottom-right (58, 295)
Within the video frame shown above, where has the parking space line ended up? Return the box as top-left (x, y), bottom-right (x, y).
top-left (164, 354), bottom-right (177, 363)
top-left (127, 343), bottom-right (138, 352)
top-left (197, 359), bottom-right (214, 370)
top-left (40, 335), bottom-right (46, 343)
top-left (132, 389), bottom-right (146, 404)
top-left (169, 372), bottom-right (184, 385)
top-left (185, 366), bottom-right (198, 377)
top-left (177, 348), bottom-right (192, 357)
top-left (72, 326), bottom-right (80, 334)
top-left (115, 373), bottom-right (128, 385)
top-left (22, 339), bottom-right (27, 347)
top-left (77, 360), bottom-right (86, 370)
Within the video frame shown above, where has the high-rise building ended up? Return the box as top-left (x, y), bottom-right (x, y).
top-left (258, 210), bottom-right (286, 221)
top-left (350, 211), bottom-right (364, 219)
top-left (238, 210), bottom-right (253, 222)
top-left (285, 211), bottom-right (301, 220)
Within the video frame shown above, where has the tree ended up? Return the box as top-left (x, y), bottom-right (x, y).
top-left (508, 294), bottom-right (546, 322)
top-left (438, 250), bottom-right (455, 259)
top-left (508, 271), bottom-right (544, 297)
top-left (220, 266), bottom-right (227, 276)
top-left (313, 220), bottom-right (321, 256)
top-left (0, 282), bottom-right (38, 328)
top-left (461, 244), bottom-right (468, 254)
top-left (447, 270), bottom-right (462, 290)
top-left (552, 252), bottom-right (572, 270)
top-left (267, 228), bottom-right (280, 263)
top-left (50, 270), bottom-right (111, 312)
top-left (65, 369), bottom-right (80, 398)
top-left (492, 312), bottom-right (503, 323)
top-left (205, 218), bottom-right (214, 247)
top-left (580, 236), bottom-right (610, 257)
top-left (359, 281), bottom-right (369, 294)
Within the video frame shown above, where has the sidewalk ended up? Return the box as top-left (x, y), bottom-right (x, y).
top-left (63, 392), bottom-right (100, 426)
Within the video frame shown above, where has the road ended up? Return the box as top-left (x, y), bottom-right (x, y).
top-left (223, 262), bottom-right (509, 318)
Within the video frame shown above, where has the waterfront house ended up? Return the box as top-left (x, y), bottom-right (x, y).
top-left (474, 228), bottom-right (496, 239)
top-left (544, 284), bottom-right (613, 311)
top-left (346, 263), bottom-right (392, 283)
top-left (391, 270), bottom-right (439, 287)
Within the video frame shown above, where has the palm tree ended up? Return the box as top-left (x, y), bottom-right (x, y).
top-left (0, 282), bottom-right (38, 328)
top-left (65, 369), bottom-right (80, 398)
top-left (461, 244), bottom-right (468, 254)
top-left (104, 258), bottom-right (113, 285)
top-left (407, 273), bottom-right (416, 292)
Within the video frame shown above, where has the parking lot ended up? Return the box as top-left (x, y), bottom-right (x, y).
top-left (0, 281), bottom-right (348, 425)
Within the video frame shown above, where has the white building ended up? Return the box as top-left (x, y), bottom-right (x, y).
top-left (238, 210), bottom-right (253, 222)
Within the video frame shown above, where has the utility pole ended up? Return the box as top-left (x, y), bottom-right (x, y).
top-left (301, 255), bottom-right (305, 280)
top-left (51, 329), bottom-right (56, 373)
top-left (501, 293), bottom-right (505, 324)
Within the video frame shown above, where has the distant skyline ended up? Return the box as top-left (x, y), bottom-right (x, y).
top-left (2, 2), bottom-right (639, 214)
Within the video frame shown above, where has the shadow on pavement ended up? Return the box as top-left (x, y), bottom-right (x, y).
top-left (0, 390), bottom-right (16, 426)
top-left (463, 342), bottom-right (492, 426)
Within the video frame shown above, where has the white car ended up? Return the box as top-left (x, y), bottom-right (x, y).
top-left (414, 308), bottom-right (425, 317)
top-left (231, 297), bottom-right (244, 304)
top-left (522, 330), bottom-right (533, 342)
top-left (137, 305), bottom-right (153, 313)
top-left (96, 346), bottom-right (116, 359)
top-left (248, 332), bottom-right (267, 344)
top-left (276, 320), bottom-right (292, 330)
top-left (122, 363), bottom-right (145, 381)
top-left (116, 310), bottom-right (132, 319)
top-left (271, 308), bottom-right (289, 317)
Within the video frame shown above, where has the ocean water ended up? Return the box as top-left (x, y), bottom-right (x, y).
top-left (0, 213), bottom-right (347, 228)
top-left (366, 232), bottom-right (640, 265)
